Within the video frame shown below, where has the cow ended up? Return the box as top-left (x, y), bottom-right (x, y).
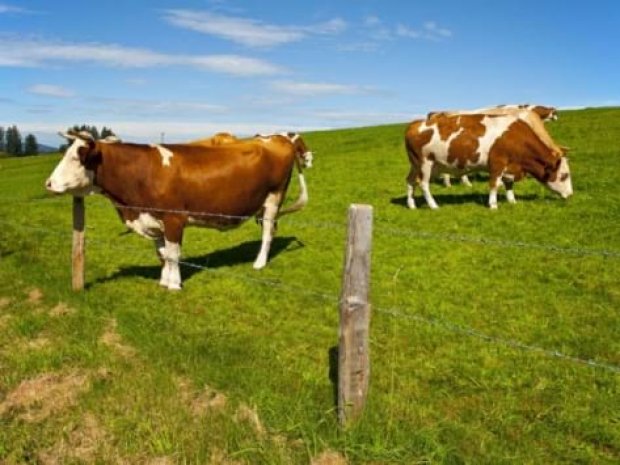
top-left (45, 130), bottom-right (312, 290)
top-left (188, 132), bottom-right (238, 146)
top-left (430, 104), bottom-right (562, 189)
top-left (404, 113), bottom-right (573, 209)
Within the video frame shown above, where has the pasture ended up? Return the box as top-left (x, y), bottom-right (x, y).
top-left (0, 107), bottom-right (618, 464)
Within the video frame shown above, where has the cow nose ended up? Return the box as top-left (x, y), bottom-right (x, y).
top-left (45, 179), bottom-right (52, 191)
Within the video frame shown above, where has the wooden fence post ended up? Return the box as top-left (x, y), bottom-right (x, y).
top-left (338, 204), bottom-right (373, 427)
top-left (72, 196), bottom-right (85, 291)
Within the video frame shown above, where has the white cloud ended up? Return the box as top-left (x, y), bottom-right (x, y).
top-left (92, 97), bottom-right (227, 115)
top-left (396, 21), bottom-right (452, 40)
top-left (0, 4), bottom-right (28, 14)
top-left (271, 80), bottom-right (375, 97)
top-left (27, 84), bottom-right (75, 98)
top-left (162, 10), bottom-right (346, 48)
top-left (0, 37), bottom-right (284, 76)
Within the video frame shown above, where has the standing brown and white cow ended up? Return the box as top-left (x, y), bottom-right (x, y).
top-left (404, 113), bottom-right (572, 209)
top-left (45, 131), bottom-right (312, 290)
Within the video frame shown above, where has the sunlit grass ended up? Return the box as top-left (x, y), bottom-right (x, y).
top-left (0, 107), bottom-right (618, 464)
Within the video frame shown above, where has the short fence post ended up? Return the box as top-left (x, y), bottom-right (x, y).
top-left (72, 196), bottom-right (85, 291)
top-left (338, 204), bottom-right (373, 427)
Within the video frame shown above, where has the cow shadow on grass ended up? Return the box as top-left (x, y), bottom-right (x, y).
top-left (391, 192), bottom-right (539, 208)
top-left (88, 236), bottom-right (302, 288)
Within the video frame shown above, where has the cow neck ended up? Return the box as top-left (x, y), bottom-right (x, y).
top-left (517, 140), bottom-right (557, 183)
top-left (94, 142), bottom-right (144, 208)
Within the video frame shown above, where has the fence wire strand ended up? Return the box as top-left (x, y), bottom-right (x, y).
top-left (0, 212), bottom-right (618, 374)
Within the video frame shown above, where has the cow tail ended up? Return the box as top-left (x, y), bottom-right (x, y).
top-left (277, 160), bottom-right (308, 217)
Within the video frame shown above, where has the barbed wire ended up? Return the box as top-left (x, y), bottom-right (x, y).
top-left (0, 218), bottom-right (618, 375)
top-left (3, 195), bottom-right (619, 258)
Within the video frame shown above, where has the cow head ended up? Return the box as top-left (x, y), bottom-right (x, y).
top-left (45, 131), bottom-right (102, 195)
top-left (286, 132), bottom-right (313, 168)
top-left (546, 156), bottom-right (573, 199)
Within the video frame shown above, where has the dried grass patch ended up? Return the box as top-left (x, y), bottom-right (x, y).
top-left (26, 288), bottom-right (43, 304)
top-left (0, 371), bottom-right (90, 422)
top-left (49, 302), bottom-right (76, 317)
top-left (311, 450), bottom-right (348, 465)
top-left (0, 296), bottom-right (12, 309)
top-left (100, 318), bottom-right (136, 358)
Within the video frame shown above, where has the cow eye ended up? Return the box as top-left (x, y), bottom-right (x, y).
top-left (560, 173), bottom-right (570, 181)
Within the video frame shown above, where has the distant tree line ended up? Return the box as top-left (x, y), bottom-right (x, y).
top-left (0, 125), bottom-right (39, 156)
top-left (0, 124), bottom-right (117, 156)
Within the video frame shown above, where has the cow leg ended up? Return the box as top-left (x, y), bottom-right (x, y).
top-left (503, 176), bottom-right (516, 204)
top-left (420, 162), bottom-right (439, 209)
top-left (488, 177), bottom-right (502, 209)
top-left (254, 192), bottom-right (281, 270)
top-left (406, 166), bottom-right (418, 209)
top-left (154, 236), bottom-right (170, 288)
top-left (461, 175), bottom-right (473, 187)
top-left (442, 174), bottom-right (452, 187)
top-left (161, 219), bottom-right (184, 290)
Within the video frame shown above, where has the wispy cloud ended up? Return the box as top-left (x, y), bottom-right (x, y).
top-left (0, 37), bottom-right (284, 76)
top-left (92, 97), bottom-right (227, 116)
top-left (396, 21), bottom-right (452, 40)
top-left (27, 84), bottom-right (75, 98)
top-left (162, 10), bottom-right (346, 48)
top-left (270, 80), bottom-right (375, 97)
top-left (0, 3), bottom-right (31, 14)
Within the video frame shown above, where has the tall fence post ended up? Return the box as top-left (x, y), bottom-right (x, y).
top-left (72, 196), bottom-right (85, 291)
top-left (338, 204), bottom-right (373, 427)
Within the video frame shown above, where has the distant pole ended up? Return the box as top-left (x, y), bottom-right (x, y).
top-left (338, 204), bottom-right (373, 427)
top-left (160, 132), bottom-right (165, 144)
top-left (72, 196), bottom-right (85, 291)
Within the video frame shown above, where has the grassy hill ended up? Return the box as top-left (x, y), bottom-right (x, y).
top-left (0, 108), bottom-right (618, 464)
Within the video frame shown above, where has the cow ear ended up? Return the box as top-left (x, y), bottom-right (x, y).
top-left (77, 140), bottom-right (101, 168)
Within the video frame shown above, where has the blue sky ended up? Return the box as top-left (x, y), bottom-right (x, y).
top-left (1, 0), bottom-right (618, 146)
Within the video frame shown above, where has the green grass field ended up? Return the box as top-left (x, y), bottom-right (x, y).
top-left (0, 107), bottom-right (618, 464)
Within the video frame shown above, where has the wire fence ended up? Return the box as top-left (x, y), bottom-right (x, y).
top-left (0, 204), bottom-right (618, 375)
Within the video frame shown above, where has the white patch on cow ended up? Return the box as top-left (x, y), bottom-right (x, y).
top-left (125, 213), bottom-right (164, 239)
top-left (254, 192), bottom-right (281, 269)
top-left (45, 138), bottom-right (97, 195)
top-left (302, 150), bottom-right (313, 168)
top-left (160, 240), bottom-right (182, 290)
top-left (151, 144), bottom-right (174, 166)
top-left (547, 157), bottom-right (573, 198)
top-left (406, 183), bottom-right (416, 209)
top-left (506, 189), bottom-right (516, 204)
top-left (476, 115), bottom-right (516, 164)
top-left (420, 124), bottom-right (464, 167)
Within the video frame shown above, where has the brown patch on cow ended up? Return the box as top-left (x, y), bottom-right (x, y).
top-left (49, 302), bottom-right (76, 317)
top-left (38, 412), bottom-right (109, 465)
top-left (26, 288), bottom-right (43, 304)
top-left (446, 114), bottom-right (486, 166)
top-left (177, 376), bottom-right (228, 416)
top-left (435, 115), bottom-right (461, 141)
top-left (311, 450), bottom-right (349, 465)
top-left (0, 297), bottom-right (12, 309)
top-left (100, 318), bottom-right (136, 358)
top-left (234, 403), bottom-right (266, 436)
top-left (0, 371), bottom-right (90, 422)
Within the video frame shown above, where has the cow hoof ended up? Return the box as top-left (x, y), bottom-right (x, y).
top-left (167, 284), bottom-right (182, 291)
top-left (407, 200), bottom-right (416, 209)
top-left (253, 261), bottom-right (266, 270)
top-left (429, 203), bottom-right (439, 210)
top-left (489, 204), bottom-right (498, 210)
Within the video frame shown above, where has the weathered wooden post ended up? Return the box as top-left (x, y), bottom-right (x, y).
top-left (72, 196), bottom-right (85, 291)
top-left (338, 204), bottom-right (373, 427)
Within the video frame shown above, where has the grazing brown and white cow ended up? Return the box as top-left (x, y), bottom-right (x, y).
top-left (430, 104), bottom-right (562, 188)
top-left (404, 113), bottom-right (573, 209)
top-left (45, 131), bottom-right (312, 290)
